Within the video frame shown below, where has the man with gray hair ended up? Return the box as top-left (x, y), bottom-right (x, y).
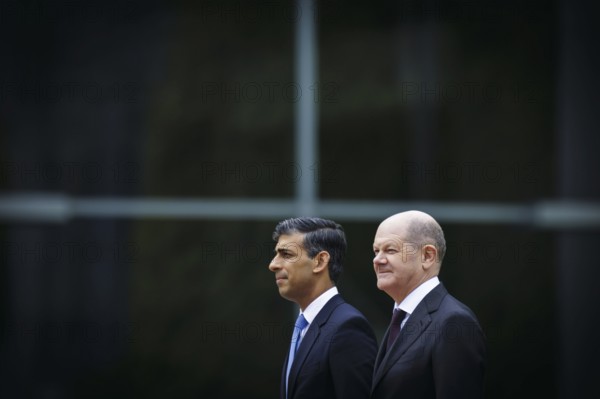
top-left (370, 210), bottom-right (486, 399)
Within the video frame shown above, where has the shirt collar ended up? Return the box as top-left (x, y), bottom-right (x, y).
top-left (395, 276), bottom-right (440, 315)
top-left (301, 286), bottom-right (339, 325)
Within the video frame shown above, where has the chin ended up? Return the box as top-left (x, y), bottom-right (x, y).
top-left (376, 279), bottom-right (389, 292)
top-left (280, 289), bottom-right (296, 302)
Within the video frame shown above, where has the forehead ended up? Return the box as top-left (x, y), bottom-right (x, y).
top-left (275, 232), bottom-right (306, 251)
top-left (373, 222), bottom-right (408, 246)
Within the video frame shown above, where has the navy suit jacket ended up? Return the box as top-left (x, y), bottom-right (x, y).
top-left (282, 294), bottom-right (377, 399)
top-left (371, 284), bottom-right (486, 399)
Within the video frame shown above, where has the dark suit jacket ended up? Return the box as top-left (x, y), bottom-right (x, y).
top-left (371, 284), bottom-right (486, 399)
top-left (282, 294), bottom-right (377, 399)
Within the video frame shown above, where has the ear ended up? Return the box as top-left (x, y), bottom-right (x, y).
top-left (313, 251), bottom-right (330, 274)
top-left (421, 244), bottom-right (438, 270)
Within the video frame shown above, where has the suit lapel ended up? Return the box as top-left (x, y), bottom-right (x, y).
top-left (281, 352), bottom-right (290, 399)
top-left (287, 294), bottom-right (344, 398)
top-left (372, 284), bottom-right (448, 391)
top-left (373, 323), bottom-right (391, 371)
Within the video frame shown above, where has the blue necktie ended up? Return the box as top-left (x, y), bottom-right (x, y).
top-left (286, 313), bottom-right (309, 397)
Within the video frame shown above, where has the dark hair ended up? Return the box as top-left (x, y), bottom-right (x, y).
top-left (272, 217), bottom-right (347, 284)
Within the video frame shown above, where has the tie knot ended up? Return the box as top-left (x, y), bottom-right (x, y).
top-left (295, 314), bottom-right (308, 330)
top-left (392, 308), bottom-right (406, 323)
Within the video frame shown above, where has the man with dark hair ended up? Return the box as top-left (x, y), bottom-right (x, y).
top-left (269, 217), bottom-right (377, 399)
top-left (370, 210), bottom-right (486, 399)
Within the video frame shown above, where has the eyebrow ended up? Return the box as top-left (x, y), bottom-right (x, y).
top-left (274, 247), bottom-right (295, 255)
top-left (373, 240), bottom-right (401, 249)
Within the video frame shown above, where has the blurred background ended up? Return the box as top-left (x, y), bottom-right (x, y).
top-left (1, 0), bottom-right (599, 398)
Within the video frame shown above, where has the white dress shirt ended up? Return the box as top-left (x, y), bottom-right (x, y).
top-left (297, 286), bottom-right (339, 340)
top-left (394, 276), bottom-right (440, 329)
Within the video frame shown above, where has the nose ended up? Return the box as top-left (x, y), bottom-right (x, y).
top-left (373, 252), bottom-right (386, 266)
top-left (268, 256), bottom-right (280, 272)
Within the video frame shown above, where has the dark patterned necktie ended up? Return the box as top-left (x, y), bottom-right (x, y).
top-left (386, 308), bottom-right (406, 351)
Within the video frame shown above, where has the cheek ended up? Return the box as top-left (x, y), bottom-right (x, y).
top-left (287, 264), bottom-right (307, 281)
